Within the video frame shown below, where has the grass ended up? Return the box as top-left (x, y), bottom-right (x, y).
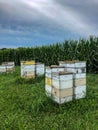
top-left (0, 67), bottom-right (98, 130)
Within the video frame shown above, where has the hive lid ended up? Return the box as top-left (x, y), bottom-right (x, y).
top-left (2, 62), bottom-right (14, 65)
top-left (74, 61), bottom-right (86, 63)
top-left (50, 65), bottom-right (65, 68)
top-left (36, 62), bottom-right (44, 65)
top-left (21, 60), bottom-right (35, 65)
top-left (59, 60), bottom-right (80, 64)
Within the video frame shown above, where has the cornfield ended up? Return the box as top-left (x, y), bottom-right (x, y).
top-left (0, 36), bottom-right (98, 73)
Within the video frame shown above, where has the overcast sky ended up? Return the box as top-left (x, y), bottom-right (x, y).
top-left (0, 0), bottom-right (98, 48)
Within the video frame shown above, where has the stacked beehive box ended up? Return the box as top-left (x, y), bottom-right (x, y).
top-left (45, 66), bottom-right (73, 104)
top-left (35, 63), bottom-right (45, 75)
top-left (21, 61), bottom-right (36, 78)
top-left (59, 61), bottom-right (86, 100)
top-left (2, 62), bottom-right (15, 66)
top-left (21, 61), bottom-right (45, 78)
top-left (45, 67), bottom-right (52, 97)
top-left (52, 72), bottom-right (73, 104)
top-left (45, 66), bottom-right (65, 96)
top-left (0, 62), bottom-right (15, 73)
top-left (4, 62), bottom-right (15, 72)
top-left (0, 66), bottom-right (6, 73)
top-left (73, 62), bottom-right (86, 99)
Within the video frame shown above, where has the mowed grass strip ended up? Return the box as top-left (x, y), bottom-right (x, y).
top-left (0, 68), bottom-right (98, 130)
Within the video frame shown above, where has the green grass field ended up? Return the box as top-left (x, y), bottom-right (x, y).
top-left (0, 67), bottom-right (98, 130)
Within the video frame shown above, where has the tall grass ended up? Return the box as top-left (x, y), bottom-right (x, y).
top-left (0, 67), bottom-right (98, 130)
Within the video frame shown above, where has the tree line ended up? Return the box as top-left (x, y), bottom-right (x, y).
top-left (0, 36), bottom-right (98, 73)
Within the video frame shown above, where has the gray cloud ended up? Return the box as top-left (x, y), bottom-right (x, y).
top-left (55, 0), bottom-right (98, 26)
top-left (0, 0), bottom-right (98, 48)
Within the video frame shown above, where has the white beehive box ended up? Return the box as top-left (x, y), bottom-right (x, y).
top-left (52, 72), bottom-right (73, 89)
top-left (74, 85), bottom-right (86, 99)
top-left (51, 72), bottom-right (73, 104)
top-left (74, 61), bottom-right (86, 73)
top-left (21, 61), bottom-right (35, 78)
top-left (52, 87), bottom-right (73, 98)
top-left (6, 65), bottom-right (15, 72)
top-left (46, 65), bottom-right (65, 73)
top-left (1, 61), bottom-right (15, 73)
top-left (45, 66), bottom-right (65, 97)
top-left (59, 61), bottom-right (86, 74)
top-left (75, 61), bottom-right (86, 68)
top-left (59, 61), bottom-right (75, 73)
top-left (59, 61), bottom-right (75, 67)
top-left (73, 73), bottom-right (86, 99)
top-left (45, 70), bottom-right (74, 104)
top-left (0, 66), bottom-right (6, 73)
top-left (45, 72), bottom-right (52, 97)
top-left (45, 66), bottom-right (65, 98)
top-left (2, 62), bottom-right (15, 67)
top-left (45, 61), bottom-right (87, 103)
top-left (36, 63), bottom-right (45, 75)
top-left (73, 73), bottom-right (86, 87)
top-left (59, 60), bottom-right (86, 101)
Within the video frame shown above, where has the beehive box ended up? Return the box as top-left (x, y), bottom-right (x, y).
top-left (0, 61), bottom-right (15, 73)
top-left (6, 65), bottom-right (15, 72)
top-left (52, 89), bottom-right (73, 104)
top-left (59, 61), bottom-right (86, 73)
top-left (45, 66), bottom-right (65, 97)
top-left (73, 73), bottom-right (86, 87)
top-left (52, 72), bottom-right (73, 104)
top-left (46, 65), bottom-right (65, 73)
top-left (45, 72), bottom-right (52, 97)
top-left (21, 61), bottom-right (35, 78)
top-left (74, 85), bottom-right (86, 99)
top-left (59, 60), bottom-right (87, 100)
top-left (73, 73), bottom-right (86, 99)
top-left (2, 62), bottom-right (15, 67)
top-left (36, 63), bottom-right (45, 75)
top-left (74, 61), bottom-right (86, 73)
top-left (45, 70), bottom-right (73, 104)
top-left (52, 72), bottom-right (73, 89)
top-left (0, 66), bottom-right (6, 73)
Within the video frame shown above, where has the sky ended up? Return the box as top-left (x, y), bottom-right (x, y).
top-left (0, 0), bottom-right (98, 48)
